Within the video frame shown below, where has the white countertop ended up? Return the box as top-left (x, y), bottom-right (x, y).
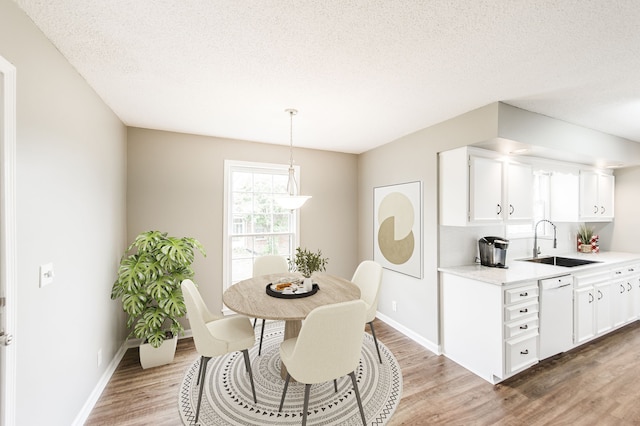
top-left (438, 251), bottom-right (640, 286)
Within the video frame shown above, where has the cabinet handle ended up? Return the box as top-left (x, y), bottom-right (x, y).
top-left (628, 283), bottom-right (632, 291)
top-left (519, 324), bottom-right (528, 330)
top-left (598, 290), bottom-right (603, 300)
top-left (620, 284), bottom-right (625, 294)
top-left (589, 293), bottom-right (594, 303)
top-left (616, 271), bottom-right (622, 275)
top-left (520, 292), bottom-right (528, 297)
top-left (509, 204), bottom-right (514, 215)
top-left (629, 268), bottom-right (635, 273)
top-left (519, 308), bottom-right (528, 313)
top-left (520, 349), bottom-right (529, 355)
top-left (601, 206), bottom-right (605, 214)
top-left (496, 204), bottom-right (502, 215)
top-left (593, 205), bottom-right (598, 214)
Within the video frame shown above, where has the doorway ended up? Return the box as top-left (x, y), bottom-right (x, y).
top-left (0, 54), bottom-right (17, 426)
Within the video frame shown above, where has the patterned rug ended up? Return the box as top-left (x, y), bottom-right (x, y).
top-left (179, 320), bottom-right (402, 425)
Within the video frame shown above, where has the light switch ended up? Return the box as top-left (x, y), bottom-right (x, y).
top-left (39, 263), bottom-right (55, 288)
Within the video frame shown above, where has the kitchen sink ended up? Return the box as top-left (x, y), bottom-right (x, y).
top-left (520, 256), bottom-right (602, 267)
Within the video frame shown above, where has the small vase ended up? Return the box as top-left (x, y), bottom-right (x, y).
top-left (303, 277), bottom-right (313, 292)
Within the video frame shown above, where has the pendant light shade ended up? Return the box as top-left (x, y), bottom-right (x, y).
top-left (276, 109), bottom-right (311, 210)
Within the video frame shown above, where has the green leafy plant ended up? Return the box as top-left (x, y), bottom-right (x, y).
top-left (289, 247), bottom-right (328, 278)
top-left (111, 231), bottom-right (206, 348)
top-left (577, 224), bottom-right (594, 243)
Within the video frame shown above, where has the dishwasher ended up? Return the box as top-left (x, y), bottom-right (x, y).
top-left (539, 275), bottom-right (574, 360)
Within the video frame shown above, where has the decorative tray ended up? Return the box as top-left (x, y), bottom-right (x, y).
top-left (266, 282), bottom-right (319, 299)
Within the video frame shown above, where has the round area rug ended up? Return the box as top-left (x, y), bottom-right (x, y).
top-left (179, 320), bottom-right (402, 425)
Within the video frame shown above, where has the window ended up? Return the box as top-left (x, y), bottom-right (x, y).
top-left (223, 160), bottom-right (300, 290)
top-left (506, 169), bottom-right (552, 238)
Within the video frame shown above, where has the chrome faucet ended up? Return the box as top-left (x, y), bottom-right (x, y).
top-left (533, 219), bottom-right (557, 258)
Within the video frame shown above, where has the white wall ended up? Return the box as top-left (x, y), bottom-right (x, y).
top-left (0, 2), bottom-right (127, 425)
top-left (126, 127), bottom-right (358, 312)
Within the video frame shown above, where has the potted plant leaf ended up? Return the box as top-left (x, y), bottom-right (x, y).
top-left (577, 224), bottom-right (594, 253)
top-left (111, 230), bottom-right (206, 368)
top-left (288, 247), bottom-right (328, 291)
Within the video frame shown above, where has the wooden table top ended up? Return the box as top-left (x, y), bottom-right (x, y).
top-left (223, 273), bottom-right (361, 321)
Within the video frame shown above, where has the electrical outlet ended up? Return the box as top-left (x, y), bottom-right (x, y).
top-left (392, 301), bottom-right (397, 312)
top-left (97, 348), bottom-right (103, 367)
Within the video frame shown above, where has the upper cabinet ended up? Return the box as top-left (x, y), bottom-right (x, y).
top-left (579, 171), bottom-right (614, 222)
top-left (440, 147), bottom-right (533, 226)
top-left (440, 146), bottom-right (616, 226)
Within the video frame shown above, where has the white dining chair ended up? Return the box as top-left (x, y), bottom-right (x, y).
top-left (352, 260), bottom-right (384, 363)
top-left (252, 254), bottom-right (289, 355)
top-left (278, 299), bottom-right (368, 426)
top-left (181, 279), bottom-right (257, 423)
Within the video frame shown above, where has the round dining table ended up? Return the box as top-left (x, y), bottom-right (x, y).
top-left (223, 273), bottom-right (361, 379)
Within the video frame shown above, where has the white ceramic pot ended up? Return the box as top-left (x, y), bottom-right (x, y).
top-left (139, 335), bottom-right (177, 369)
top-left (303, 277), bottom-right (313, 292)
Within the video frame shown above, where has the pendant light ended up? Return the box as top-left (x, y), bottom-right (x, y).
top-left (276, 109), bottom-right (311, 210)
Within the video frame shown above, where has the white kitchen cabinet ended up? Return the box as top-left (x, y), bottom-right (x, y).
top-left (579, 171), bottom-right (614, 221)
top-left (573, 268), bottom-right (613, 344)
top-left (611, 264), bottom-right (639, 327)
top-left (440, 146), bottom-right (533, 226)
top-left (441, 273), bottom-right (538, 383)
top-left (506, 162), bottom-right (534, 221)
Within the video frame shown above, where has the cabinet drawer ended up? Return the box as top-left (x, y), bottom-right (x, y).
top-left (505, 316), bottom-right (539, 339)
top-left (505, 284), bottom-right (538, 305)
top-left (505, 300), bottom-right (539, 322)
top-left (506, 333), bottom-right (538, 375)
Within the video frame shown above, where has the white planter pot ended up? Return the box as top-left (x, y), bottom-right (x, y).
top-left (303, 277), bottom-right (313, 292)
top-left (139, 335), bottom-right (177, 369)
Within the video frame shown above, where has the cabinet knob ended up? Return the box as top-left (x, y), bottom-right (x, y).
top-left (520, 349), bottom-right (529, 355)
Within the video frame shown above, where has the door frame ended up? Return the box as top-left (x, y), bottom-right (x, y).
top-left (0, 54), bottom-right (18, 426)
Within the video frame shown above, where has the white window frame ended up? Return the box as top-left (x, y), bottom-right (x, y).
top-left (222, 160), bottom-right (301, 294)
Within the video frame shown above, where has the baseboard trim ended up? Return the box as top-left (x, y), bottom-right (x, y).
top-left (72, 331), bottom-right (195, 425)
top-left (71, 342), bottom-right (128, 426)
top-left (376, 311), bottom-right (440, 355)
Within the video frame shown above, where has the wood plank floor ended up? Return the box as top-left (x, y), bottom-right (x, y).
top-left (85, 320), bottom-right (640, 425)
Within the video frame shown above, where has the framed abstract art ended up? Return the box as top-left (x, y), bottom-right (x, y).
top-left (373, 181), bottom-right (422, 278)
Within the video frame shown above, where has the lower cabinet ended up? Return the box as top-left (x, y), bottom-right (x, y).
top-left (611, 265), bottom-right (640, 327)
top-left (574, 269), bottom-right (612, 344)
top-left (441, 273), bottom-right (539, 384)
top-left (574, 263), bottom-right (640, 345)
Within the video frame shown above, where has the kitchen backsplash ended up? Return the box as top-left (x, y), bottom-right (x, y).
top-left (439, 222), bottom-right (614, 268)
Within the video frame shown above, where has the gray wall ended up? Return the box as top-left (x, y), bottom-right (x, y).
top-left (126, 127), bottom-right (359, 312)
top-left (0, 2), bottom-right (127, 425)
top-left (610, 166), bottom-right (640, 252)
top-left (357, 104), bottom-right (500, 347)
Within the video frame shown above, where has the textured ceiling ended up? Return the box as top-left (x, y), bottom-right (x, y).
top-left (12, 0), bottom-right (640, 154)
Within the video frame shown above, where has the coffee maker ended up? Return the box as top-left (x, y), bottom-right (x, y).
top-left (478, 236), bottom-right (509, 268)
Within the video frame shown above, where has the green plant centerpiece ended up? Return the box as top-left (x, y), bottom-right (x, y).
top-left (577, 224), bottom-right (594, 252)
top-left (111, 230), bottom-right (206, 349)
top-left (289, 247), bottom-right (328, 281)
